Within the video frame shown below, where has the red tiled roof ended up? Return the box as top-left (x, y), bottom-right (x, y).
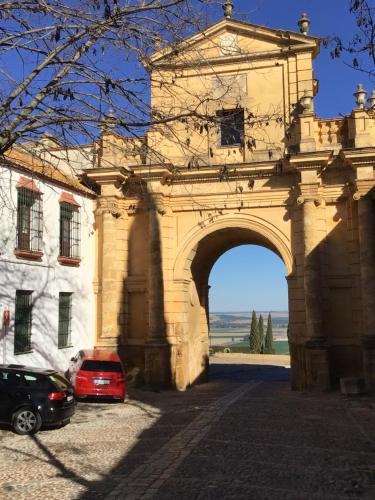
top-left (2, 147), bottom-right (96, 197)
top-left (16, 176), bottom-right (42, 194)
top-left (59, 191), bottom-right (81, 207)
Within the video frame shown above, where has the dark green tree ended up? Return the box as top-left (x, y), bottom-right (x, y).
top-left (264, 313), bottom-right (275, 354)
top-left (257, 314), bottom-right (264, 353)
top-left (249, 310), bottom-right (258, 353)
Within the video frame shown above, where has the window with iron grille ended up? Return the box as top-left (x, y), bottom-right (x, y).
top-left (14, 291), bottom-right (33, 354)
top-left (59, 203), bottom-right (80, 258)
top-left (58, 293), bottom-right (72, 348)
top-left (16, 188), bottom-right (42, 252)
top-left (217, 108), bottom-right (244, 146)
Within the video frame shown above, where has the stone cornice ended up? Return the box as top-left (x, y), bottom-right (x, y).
top-left (85, 167), bottom-right (131, 186)
top-left (121, 183), bottom-right (348, 211)
top-left (131, 159), bottom-right (286, 184)
top-left (152, 46), bottom-right (312, 70)
top-left (287, 150), bottom-right (333, 171)
top-left (162, 189), bottom-right (292, 212)
top-left (340, 148), bottom-right (375, 167)
top-left (341, 148), bottom-right (375, 198)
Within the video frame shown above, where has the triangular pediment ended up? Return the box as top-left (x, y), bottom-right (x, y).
top-left (149, 18), bottom-right (319, 67)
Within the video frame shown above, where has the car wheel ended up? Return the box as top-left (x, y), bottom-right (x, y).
top-left (12, 408), bottom-right (42, 435)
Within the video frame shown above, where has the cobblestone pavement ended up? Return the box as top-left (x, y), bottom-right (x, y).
top-left (0, 359), bottom-right (375, 500)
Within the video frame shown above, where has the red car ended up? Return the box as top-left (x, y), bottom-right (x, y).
top-left (66, 350), bottom-right (126, 401)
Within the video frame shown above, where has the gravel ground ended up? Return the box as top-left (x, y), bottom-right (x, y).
top-left (0, 357), bottom-right (374, 500)
top-left (0, 396), bottom-right (163, 499)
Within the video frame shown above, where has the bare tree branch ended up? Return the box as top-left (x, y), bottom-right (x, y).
top-left (329, 1), bottom-right (375, 80)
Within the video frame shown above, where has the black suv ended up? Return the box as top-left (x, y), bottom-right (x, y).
top-left (0, 365), bottom-right (76, 435)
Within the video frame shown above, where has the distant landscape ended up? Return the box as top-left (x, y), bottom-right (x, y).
top-left (209, 311), bottom-right (289, 354)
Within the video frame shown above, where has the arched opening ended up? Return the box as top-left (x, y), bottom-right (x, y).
top-left (208, 245), bottom-right (289, 377)
top-left (172, 218), bottom-right (293, 388)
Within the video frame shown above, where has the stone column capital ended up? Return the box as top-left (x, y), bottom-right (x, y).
top-left (353, 178), bottom-right (375, 201)
top-left (297, 180), bottom-right (323, 207)
top-left (297, 195), bottom-right (324, 207)
top-left (298, 180), bottom-right (320, 195)
top-left (95, 196), bottom-right (126, 218)
top-left (296, 195), bottom-right (305, 206)
top-left (148, 193), bottom-right (170, 216)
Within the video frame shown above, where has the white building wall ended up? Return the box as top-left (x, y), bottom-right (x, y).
top-left (0, 164), bottom-right (96, 372)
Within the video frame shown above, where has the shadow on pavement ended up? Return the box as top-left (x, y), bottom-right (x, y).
top-left (31, 434), bottom-right (92, 488)
top-left (2, 362), bottom-right (374, 499)
top-left (2, 361), bottom-right (374, 500)
top-left (75, 362), bottom-right (292, 498)
top-left (0, 363), bottom-right (309, 499)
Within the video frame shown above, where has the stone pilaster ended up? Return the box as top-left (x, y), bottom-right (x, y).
top-left (94, 196), bottom-right (128, 349)
top-left (165, 278), bottom-right (191, 391)
top-left (300, 196), bottom-right (323, 340)
top-left (298, 176), bottom-right (330, 390)
top-left (340, 151), bottom-right (375, 390)
top-left (144, 195), bottom-right (171, 387)
top-left (148, 204), bottom-right (165, 340)
top-left (85, 167), bottom-right (130, 352)
top-left (355, 185), bottom-right (375, 390)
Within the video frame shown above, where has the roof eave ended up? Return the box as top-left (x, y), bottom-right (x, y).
top-left (0, 157), bottom-right (96, 198)
top-left (149, 17), bottom-right (320, 65)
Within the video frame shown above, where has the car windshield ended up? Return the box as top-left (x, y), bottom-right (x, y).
top-left (49, 373), bottom-right (70, 390)
top-left (80, 360), bottom-right (123, 372)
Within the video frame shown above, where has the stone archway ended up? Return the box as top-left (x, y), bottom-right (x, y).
top-left (86, 11), bottom-right (375, 393)
top-left (173, 214), bottom-right (293, 281)
top-left (169, 214), bottom-right (293, 390)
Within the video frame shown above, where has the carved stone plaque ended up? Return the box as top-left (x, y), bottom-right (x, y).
top-left (219, 33), bottom-right (239, 56)
top-left (212, 73), bottom-right (247, 100)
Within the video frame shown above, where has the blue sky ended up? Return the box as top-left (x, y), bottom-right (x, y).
top-left (208, 1), bottom-right (366, 312)
top-left (209, 245), bottom-right (288, 312)
top-left (206, 0), bottom-right (372, 117)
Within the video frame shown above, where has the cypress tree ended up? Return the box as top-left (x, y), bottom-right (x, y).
top-left (264, 313), bottom-right (275, 354)
top-left (249, 310), bottom-right (258, 353)
top-left (257, 314), bottom-right (264, 353)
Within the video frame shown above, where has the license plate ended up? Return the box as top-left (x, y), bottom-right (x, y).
top-left (94, 379), bottom-right (110, 385)
top-left (67, 395), bottom-right (73, 402)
